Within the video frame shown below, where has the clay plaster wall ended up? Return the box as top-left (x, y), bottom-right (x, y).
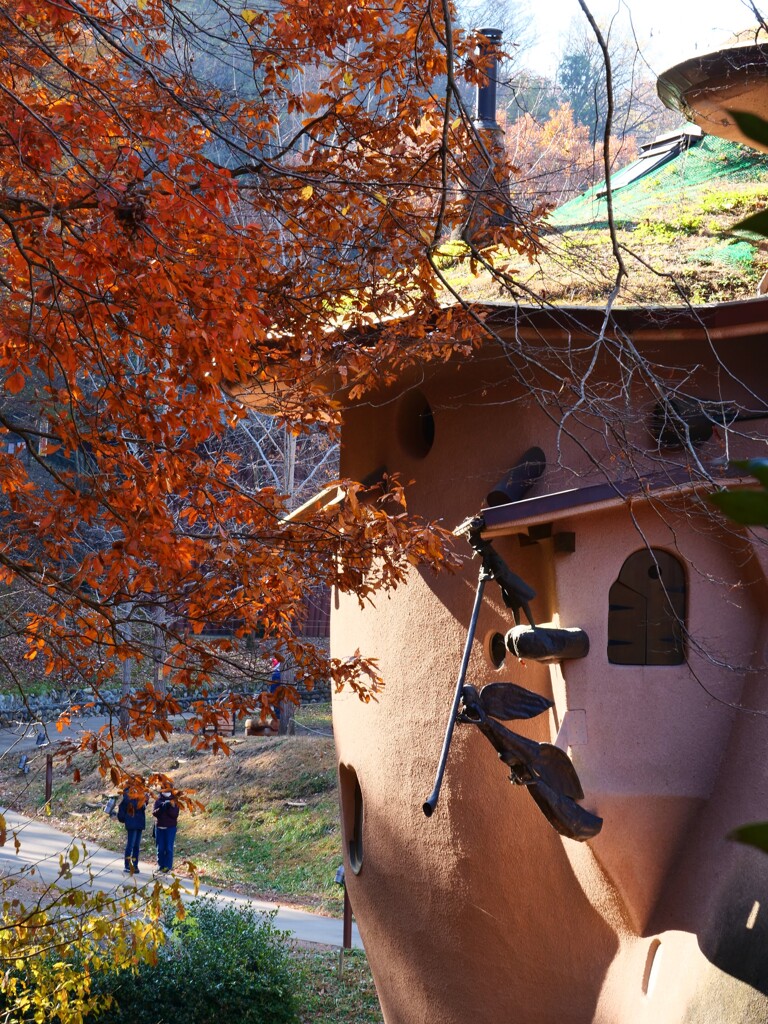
top-left (331, 346), bottom-right (768, 1023)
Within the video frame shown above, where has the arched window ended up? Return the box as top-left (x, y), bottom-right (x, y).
top-left (608, 549), bottom-right (686, 665)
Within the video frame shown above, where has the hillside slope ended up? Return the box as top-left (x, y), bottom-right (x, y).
top-left (1, 709), bottom-right (344, 913)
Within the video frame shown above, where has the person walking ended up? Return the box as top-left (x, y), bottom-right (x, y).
top-left (117, 784), bottom-right (148, 875)
top-left (153, 789), bottom-right (180, 874)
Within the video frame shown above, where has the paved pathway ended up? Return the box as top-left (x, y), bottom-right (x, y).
top-left (0, 807), bottom-right (362, 948)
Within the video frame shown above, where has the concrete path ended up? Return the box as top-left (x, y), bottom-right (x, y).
top-left (0, 807), bottom-right (362, 950)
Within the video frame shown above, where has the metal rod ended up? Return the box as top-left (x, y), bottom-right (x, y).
top-left (342, 883), bottom-right (352, 950)
top-left (423, 572), bottom-right (488, 817)
top-left (475, 28), bottom-right (502, 129)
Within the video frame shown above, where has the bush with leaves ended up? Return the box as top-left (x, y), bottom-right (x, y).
top-left (89, 899), bottom-right (298, 1024)
top-left (0, 840), bottom-right (167, 1024)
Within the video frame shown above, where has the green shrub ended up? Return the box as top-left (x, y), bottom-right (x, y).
top-left (90, 899), bottom-right (298, 1024)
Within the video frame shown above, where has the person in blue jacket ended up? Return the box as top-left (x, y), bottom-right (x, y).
top-left (117, 784), bottom-right (148, 875)
top-left (152, 790), bottom-right (180, 873)
top-left (269, 656), bottom-right (282, 720)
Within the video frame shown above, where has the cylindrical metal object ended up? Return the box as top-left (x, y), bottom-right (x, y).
top-left (650, 400), bottom-right (713, 448)
top-left (476, 28), bottom-right (503, 129)
top-left (486, 446), bottom-right (546, 507)
top-left (506, 625), bottom-right (590, 663)
top-left (423, 573), bottom-right (489, 816)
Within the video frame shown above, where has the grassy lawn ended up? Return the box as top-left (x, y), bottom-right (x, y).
top-left (294, 947), bottom-right (383, 1024)
top-left (186, 790), bottom-right (342, 909)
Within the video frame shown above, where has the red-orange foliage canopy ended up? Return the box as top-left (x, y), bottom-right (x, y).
top-left (0, 0), bottom-right (539, 772)
top-left (503, 103), bottom-right (639, 210)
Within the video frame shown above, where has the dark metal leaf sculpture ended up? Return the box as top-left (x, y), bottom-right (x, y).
top-left (481, 717), bottom-right (584, 800)
top-left (459, 683), bottom-right (602, 841)
top-left (527, 779), bottom-right (603, 842)
top-left (476, 681), bottom-right (553, 721)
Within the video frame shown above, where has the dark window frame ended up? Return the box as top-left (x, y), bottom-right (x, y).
top-left (608, 548), bottom-right (686, 665)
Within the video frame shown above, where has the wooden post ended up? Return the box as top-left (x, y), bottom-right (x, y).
top-left (45, 753), bottom-right (53, 804)
top-left (152, 603), bottom-right (167, 702)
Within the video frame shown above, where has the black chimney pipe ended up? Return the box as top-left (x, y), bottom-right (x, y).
top-left (475, 28), bottom-right (502, 130)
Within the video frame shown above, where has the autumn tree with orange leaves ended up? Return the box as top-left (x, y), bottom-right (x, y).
top-left (503, 103), bottom-right (638, 212)
top-left (0, 0), bottom-right (539, 770)
top-left (0, 0), bottom-right (547, 1012)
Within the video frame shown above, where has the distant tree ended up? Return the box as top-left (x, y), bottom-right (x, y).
top-left (504, 71), bottom-right (562, 123)
top-left (503, 103), bottom-right (638, 212)
top-left (496, 12), bottom-right (678, 216)
top-left (229, 412), bottom-right (339, 512)
top-left (455, 0), bottom-right (536, 67)
top-left (451, 0), bottom-right (540, 125)
top-left (558, 47), bottom-right (600, 136)
top-left (556, 20), bottom-right (678, 147)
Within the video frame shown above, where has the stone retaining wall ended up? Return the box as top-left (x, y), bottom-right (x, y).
top-left (0, 677), bottom-right (330, 727)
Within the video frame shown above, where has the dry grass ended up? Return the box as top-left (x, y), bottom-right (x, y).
top-left (450, 227), bottom-right (766, 308)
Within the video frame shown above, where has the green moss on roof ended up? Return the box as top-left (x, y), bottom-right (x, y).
top-left (548, 135), bottom-right (768, 231)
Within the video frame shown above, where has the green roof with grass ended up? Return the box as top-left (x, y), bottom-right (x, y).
top-left (452, 130), bottom-right (768, 306)
top-left (548, 133), bottom-right (768, 234)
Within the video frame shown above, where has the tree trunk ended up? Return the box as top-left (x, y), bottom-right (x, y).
top-left (119, 609), bottom-right (133, 730)
top-left (152, 604), bottom-right (167, 699)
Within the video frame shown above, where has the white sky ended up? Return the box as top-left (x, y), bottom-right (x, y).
top-left (520, 0), bottom-right (765, 76)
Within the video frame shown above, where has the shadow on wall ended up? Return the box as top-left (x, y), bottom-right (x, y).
top-left (698, 852), bottom-right (768, 997)
top-left (342, 745), bottom-right (620, 1024)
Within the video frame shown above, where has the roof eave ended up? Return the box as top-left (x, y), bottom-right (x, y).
top-left (658, 44), bottom-right (768, 151)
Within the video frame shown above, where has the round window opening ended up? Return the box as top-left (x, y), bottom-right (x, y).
top-left (397, 390), bottom-right (435, 459)
top-left (486, 630), bottom-right (507, 670)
